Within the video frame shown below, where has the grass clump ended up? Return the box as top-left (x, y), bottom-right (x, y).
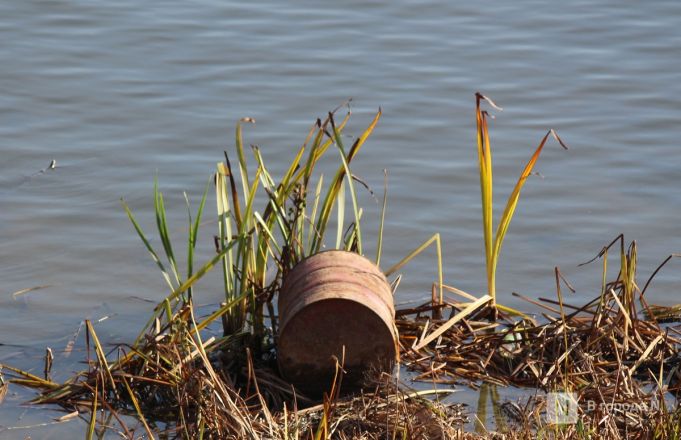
top-left (3, 103), bottom-right (404, 438)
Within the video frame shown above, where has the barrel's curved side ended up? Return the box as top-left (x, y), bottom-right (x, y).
top-left (277, 250), bottom-right (399, 394)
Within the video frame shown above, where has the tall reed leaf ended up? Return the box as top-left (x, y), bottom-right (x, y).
top-left (154, 177), bottom-right (181, 287)
top-left (475, 93), bottom-right (567, 308)
top-left (120, 199), bottom-right (175, 291)
top-left (185, 178), bottom-right (210, 298)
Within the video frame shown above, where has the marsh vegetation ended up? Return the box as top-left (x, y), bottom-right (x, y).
top-left (2, 96), bottom-right (680, 439)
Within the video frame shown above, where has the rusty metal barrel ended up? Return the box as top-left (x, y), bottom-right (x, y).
top-left (277, 250), bottom-right (398, 396)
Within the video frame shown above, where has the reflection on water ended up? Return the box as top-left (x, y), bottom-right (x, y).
top-left (475, 383), bottom-right (505, 433)
top-left (2, 0), bottom-right (681, 434)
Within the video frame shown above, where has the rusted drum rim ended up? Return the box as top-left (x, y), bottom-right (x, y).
top-left (279, 251), bottom-right (396, 336)
top-left (280, 250), bottom-right (394, 318)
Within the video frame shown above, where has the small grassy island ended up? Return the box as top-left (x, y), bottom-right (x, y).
top-left (2, 96), bottom-right (680, 439)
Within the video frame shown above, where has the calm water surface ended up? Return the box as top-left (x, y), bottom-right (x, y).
top-left (1, 0), bottom-right (680, 435)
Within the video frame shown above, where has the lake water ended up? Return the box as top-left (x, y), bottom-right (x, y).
top-left (1, 0), bottom-right (680, 436)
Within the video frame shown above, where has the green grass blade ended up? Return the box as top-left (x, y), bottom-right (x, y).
top-left (236, 165), bottom-right (262, 286)
top-left (296, 111), bottom-right (351, 187)
top-left (120, 199), bottom-right (175, 291)
top-left (295, 182), bottom-right (306, 257)
top-left (184, 178), bottom-right (210, 299)
top-left (192, 178), bottom-right (211, 248)
top-left (312, 110), bottom-right (381, 253)
top-left (184, 192), bottom-right (194, 298)
top-left (122, 376), bottom-right (156, 440)
top-left (496, 303), bottom-right (529, 318)
top-left (299, 122), bottom-right (327, 187)
top-left (251, 146), bottom-right (294, 267)
top-left (313, 170), bottom-right (343, 253)
top-left (281, 133), bottom-right (310, 190)
top-left (331, 116), bottom-right (362, 254)
top-left (165, 236), bottom-right (243, 304)
top-left (85, 321), bottom-right (115, 391)
top-left (86, 379), bottom-right (98, 440)
top-left (347, 109), bottom-right (381, 162)
top-left (235, 118), bottom-right (254, 202)
top-left (335, 180), bottom-right (345, 249)
top-left (223, 152), bottom-right (243, 231)
top-left (235, 235), bottom-right (253, 334)
top-left (239, 166), bottom-right (262, 236)
top-left (475, 94), bottom-right (494, 301)
top-left (307, 174), bottom-right (324, 253)
top-left (254, 211), bottom-right (282, 256)
top-left (3, 364), bottom-right (59, 389)
top-left (490, 130), bottom-right (554, 288)
top-left (242, 167), bottom-right (265, 289)
top-left (154, 178), bottom-right (181, 287)
top-left (216, 162), bottom-right (235, 296)
top-left (253, 149), bottom-right (291, 243)
top-left (376, 169), bottom-right (388, 267)
top-left (385, 233), bottom-right (442, 305)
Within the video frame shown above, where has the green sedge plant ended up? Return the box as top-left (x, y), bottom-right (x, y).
top-left (120, 105), bottom-right (387, 359)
